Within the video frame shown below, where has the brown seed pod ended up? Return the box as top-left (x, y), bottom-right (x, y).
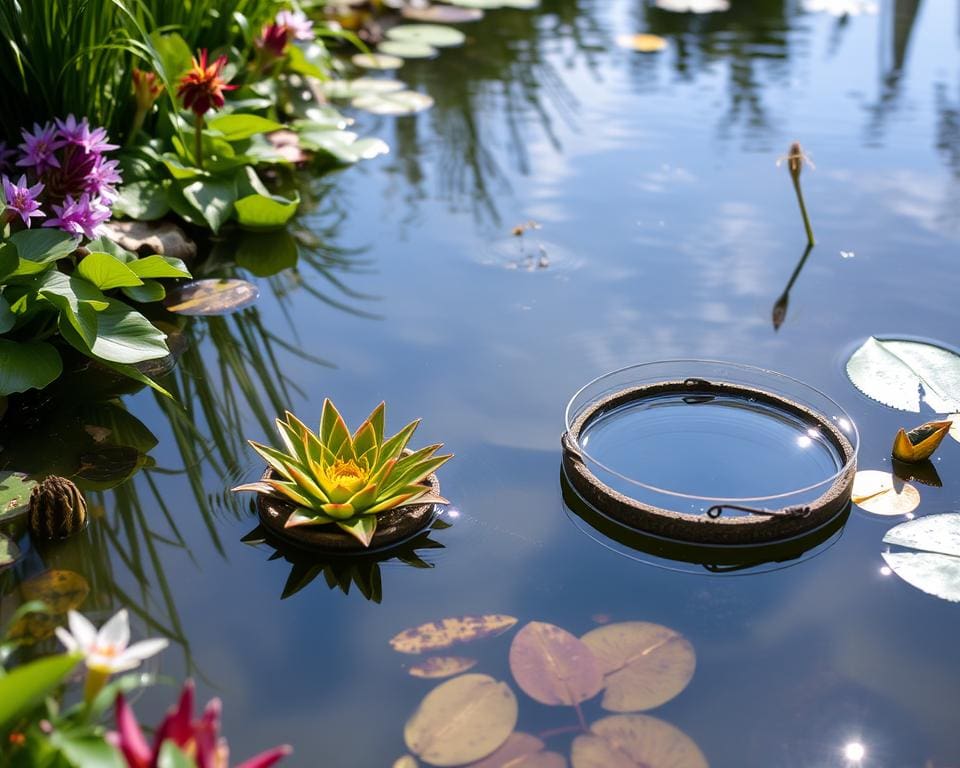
top-left (28, 476), bottom-right (88, 540)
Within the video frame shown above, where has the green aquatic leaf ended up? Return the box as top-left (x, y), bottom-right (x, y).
top-left (0, 533), bottom-right (21, 569)
top-left (77, 252), bottom-right (145, 290)
top-left (0, 339), bottom-right (63, 395)
top-left (127, 255), bottom-right (191, 280)
top-left (351, 91), bottom-right (435, 116)
top-left (8, 229), bottom-right (79, 265)
top-left (0, 293), bottom-right (15, 333)
top-left (352, 53), bottom-right (405, 70)
top-left (113, 180), bottom-right (171, 221)
top-left (0, 471), bottom-right (37, 523)
top-left (179, 178), bottom-right (237, 234)
top-left (236, 231), bottom-right (299, 276)
top-left (208, 114), bottom-right (285, 141)
top-left (320, 77), bottom-right (407, 100)
top-left (234, 193), bottom-right (300, 231)
top-left (846, 336), bottom-right (960, 413)
top-left (0, 653), bottom-right (82, 730)
top-left (377, 40), bottom-right (439, 60)
top-left (385, 23), bottom-right (467, 48)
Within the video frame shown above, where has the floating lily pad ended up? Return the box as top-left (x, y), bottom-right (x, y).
top-left (386, 23), bottom-right (467, 48)
top-left (846, 337), bottom-right (960, 414)
top-left (655, 0), bottom-right (729, 11)
top-left (20, 569), bottom-right (90, 612)
top-left (352, 53), bottom-right (405, 70)
top-left (882, 533), bottom-right (960, 603)
top-left (0, 533), bottom-right (21, 569)
top-left (404, 673), bottom-right (518, 766)
top-left (464, 734), bottom-right (545, 768)
top-left (801, 0), bottom-right (878, 16)
top-left (409, 656), bottom-right (478, 679)
top-left (852, 470), bottom-right (921, 516)
top-left (377, 40), bottom-right (439, 59)
top-left (402, 5), bottom-right (484, 23)
top-left (508, 621), bottom-right (603, 706)
top-left (321, 77), bottom-right (407, 100)
top-left (884, 512), bottom-right (960, 558)
top-left (950, 416), bottom-right (960, 443)
top-left (164, 279), bottom-right (259, 316)
top-left (580, 622), bottom-right (695, 712)
top-left (615, 34), bottom-right (668, 52)
top-left (391, 615), bottom-right (518, 654)
top-left (0, 471), bottom-right (36, 524)
top-left (352, 90), bottom-right (435, 116)
top-left (572, 714), bottom-right (708, 768)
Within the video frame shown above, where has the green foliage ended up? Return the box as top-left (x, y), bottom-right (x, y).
top-left (0, 231), bottom-right (190, 396)
top-left (233, 400), bottom-right (452, 546)
top-left (0, 653), bottom-right (82, 730)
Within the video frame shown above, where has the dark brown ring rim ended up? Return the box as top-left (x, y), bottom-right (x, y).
top-left (256, 469), bottom-right (441, 555)
top-left (562, 380), bottom-right (857, 546)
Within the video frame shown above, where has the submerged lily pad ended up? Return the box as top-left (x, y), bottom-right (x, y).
top-left (580, 622), bottom-right (695, 712)
top-left (615, 34), bottom-right (668, 52)
top-left (377, 40), bottom-right (439, 60)
top-left (846, 337), bottom-right (960, 414)
top-left (391, 615), bottom-right (518, 654)
top-left (852, 470), bottom-right (921, 516)
top-left (403, 5), bottom-right (484, 23)
top-left (464, 734), bottom-right (551, 768)
top-left (164, 279), bottom-right (259, 316)
top-left (409, 656), bottom-right (478, 679)
top-left (655, 0), bottom-right (729, 11)
top-left (386, 23), bottom-right (467, 48)
top-left (0, 533), bottom-right (21, 569)
top-left (352, 91), bottom-right (435, 116)
top-left (508, 621), bottom-right (603, 706)
top-left (352, 53), bottom-right (405, 70)
top-left (404, 673), bottom-right (518, 766)
top-left (0, 471), bottom-right (37, 524)
top-left (571, 714), bottom-right (708, 768)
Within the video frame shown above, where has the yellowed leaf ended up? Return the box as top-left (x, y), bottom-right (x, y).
top-left (394, 757), bottom-right (418, 768)
top-left (404, 673), bottom-right (518, 767)
top-left (892, 420), bottom-right (952, 463)
top-left (852, 470), bottom-right (920, 516)
top-left (508, 621), bottom-right (603, 706)
top-left (580, 622), bottom-right (695, 712)
top-left (20, 570), bottom-right (90, 614)
top-left (391, 615), bottom-right (518, 654)
top-left (615, 34), bottom-right (668, 52)
top-left (409, 656), bottom-right (478, 679)
top-left (571, 715), bottom-right (708, 768)
top-left (465, 733), bottom-right (543, 767)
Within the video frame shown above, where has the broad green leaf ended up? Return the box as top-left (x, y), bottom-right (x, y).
top-left (0, 242), bottom-right (17, 279)
top-left (390, 615), bottom-right (518, 654)
top-left (77, 253), bottom-right (144, 290)
top-left (0, 293), bottom-right (14, 333)
top-left (285, 43), bottom-right (326, 79)
top-left (385, 24), bottom-right (467, 48)
top-left (208, 114), bottom-right (284, 141)
top-left (234, 193), bottom-right (300, 231)
top-left (0, 533), bottom-right (21, 569)
top-left (0, 471), bottom-right (36, 523)
top-left (9, 229), bottom-right (78, 265)
top-left (94, 359), bottom-right (174, 400)
top-left (151, 31), bottom-right (192, 83)
top-left (581, 622), bottom-right (696, 712)
top-left (113, 180), bottom-right (171, 221)
top-left (0, 339), bottom-right (62, 395)
top-left (85, 300), bottom-right (169, 364)
top-left (508, 621), bottom-right (602, 706)
top-left (846, 336), bottom-right (960, 413)
top-left (157, 742), bottom-right (195, 768)
top-left (127, 255), bottom-right (191, 279)
top-left (180, 178), bottom-right (237, 234)
top-left (404, 674), bottom-right (518, 766)
top-left (49, 731), bottom-right (124, 768)
top-left (571, 715), bottom-right (708, 768)
top-left (0, 653), bottom-right (82, 729)
top-left (236, 230), bottom-right (298, 276)
top-left (122, 281), bottom-right (166, 303)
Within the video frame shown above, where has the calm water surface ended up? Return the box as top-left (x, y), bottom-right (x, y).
top-left (4, 1), bottom-right (960, 765)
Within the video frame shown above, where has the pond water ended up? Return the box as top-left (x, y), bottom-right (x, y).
top-left (4, 0), bottom-right (960, 765)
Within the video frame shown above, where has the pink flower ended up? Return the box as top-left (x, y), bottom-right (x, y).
top-left (17, 123), bottom-right (65, 174)
top-left (55, 114), bottom-right (119, 154)
top-left (2, 174), bottom-right (45, 227)
top-left (43, 193), bottom-right (110, 239)
top-left (85, 156), bottom-right (123, 201)
top-left (112, 680), bottom-right (292, 768)
top-left (275, 10), bottom-right (314, 41)
top-left (256, 23), bottom-right (290, 59)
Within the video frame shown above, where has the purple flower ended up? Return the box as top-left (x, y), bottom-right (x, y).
top-left (276, 10), bottom-right (314, 41)
top-left (43, 193), bottom-right (110, 240)
top-left (18, 123), bottom-right (65, 175)
top-left (2, 174), bottom-right (45, 227)
top-left (85, 156), bottom-right (122, 201)
top-left (0, 142), bottom-right (15, 174)
top-left (55, 114), bottom-right (118, 154)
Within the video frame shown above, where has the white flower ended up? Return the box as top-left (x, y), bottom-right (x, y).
top-left (55, 609), bottom-right (168, 674)
top-left (276, 9), bottom-right (314, 41)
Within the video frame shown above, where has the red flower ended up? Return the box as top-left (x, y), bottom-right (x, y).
top-left (176, 50), bottom-right (237, 116)
top-left (256, 23), bottom-right (290, 59)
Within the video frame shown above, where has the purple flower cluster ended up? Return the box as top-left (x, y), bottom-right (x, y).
top-left (0, 115), bottom-right (121, 240)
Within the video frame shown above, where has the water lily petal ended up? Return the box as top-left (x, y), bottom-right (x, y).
top-left (154, 680), bottom-right (195, 752)
top-left (99, 609), bottom-right (130, 649)
top-left (114, 693), bottom-right (152, 768)
top-left (67, 610), bottom-right (97, 650)
top-left (122, 637), bottom-right (170, 663)
top-left (319, 502), bottom-right (356, 520)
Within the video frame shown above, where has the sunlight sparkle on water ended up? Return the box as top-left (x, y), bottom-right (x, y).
top-left (843, 742), bottom-right (866, 762)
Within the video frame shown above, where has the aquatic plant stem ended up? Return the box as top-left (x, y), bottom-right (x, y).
top-left (573, 701), bottom-right (589, 732)
top-left (194, 115), bottom-right (204, 170)
top-left (791, 172), bottom-right (815, 247)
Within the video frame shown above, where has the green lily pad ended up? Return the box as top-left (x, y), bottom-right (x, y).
top-left (0, 471), bottom-right (36, 524)
top-left (377, 40), bottom-right (439, 60)
top-left (0, 533), bottom-right (21, 569)
top-left (320, 77), bottom-right (407, 100)
top-left (846, 337), bottom-right (960, 413)
top-left (163, 279), bottom-right (260, 316)
top-left (352, 91), bottom-right (435, 116)
top-left (882, 513), bottom-right (960, 603)
top-left (386, 23), bottom-right (467, 48)
top-left (655, 0), bottom-right (730, 11)
top-left (352, 53), bottom-right (405, 70)
top-left (402, 5), bottom-right (484, 22)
